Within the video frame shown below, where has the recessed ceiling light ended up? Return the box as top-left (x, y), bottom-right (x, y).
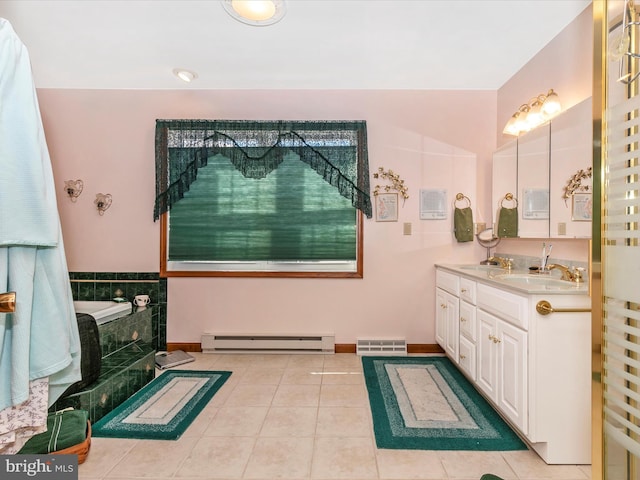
top-left (173, 69), bottom-right (198, 83)
top-left (222, 0), bottom-right (286, 26)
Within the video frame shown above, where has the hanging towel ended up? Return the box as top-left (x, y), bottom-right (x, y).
top-left (497, 207), bottom-right (518, 238)
top-left (454, 207), bottom-right (474, 242)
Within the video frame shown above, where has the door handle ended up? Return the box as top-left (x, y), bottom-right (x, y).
top-left (0, 292), bottom-right (16, 313)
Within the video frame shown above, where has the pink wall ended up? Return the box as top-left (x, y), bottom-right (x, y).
top-left (39, 89), bottom-right (495, 344)
top-left (37, 6), bottom-right (593, 345)
top-left (494, 5), bottom-right (593, 262)
top-left (497, 5), bottom-right (593, 147)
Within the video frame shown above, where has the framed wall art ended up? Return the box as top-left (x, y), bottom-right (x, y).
top-left (375, 193), bottom-right (398, 222)
top-left (571, 193), bottom-right (592, 221)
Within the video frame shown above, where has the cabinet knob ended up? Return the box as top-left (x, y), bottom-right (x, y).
top-left (440, 303), bottom-right (447, 309)
top-left (460, 317), bottom-right (467, 322)
top-left (461, 288), bottom-right (467, 293)
top-left (459, 354), bottom-right (466, 360)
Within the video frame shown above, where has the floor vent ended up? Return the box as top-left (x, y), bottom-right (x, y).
top-left (201, 333), bottom-right (335, 354)
top-left (356, 338), bottom-right (407, 356)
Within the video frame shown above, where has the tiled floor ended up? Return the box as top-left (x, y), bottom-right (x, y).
top-left (79, 353), bottom-right (592, 480)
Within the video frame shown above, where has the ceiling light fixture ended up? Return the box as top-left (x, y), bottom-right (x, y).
top-left (222, 0), bottom-right (286, 26)
top-left (502, 89), bottom-right (561, 136)
top-left (173, 68), bottom-right (197, 83)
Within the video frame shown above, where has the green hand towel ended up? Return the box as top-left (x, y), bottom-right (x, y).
top-left (454, 207), bottom-right (474, 242)
top-left (19, 409), bottom-right (89, 454)
top-left (497, 207), bottom-right (518, 238)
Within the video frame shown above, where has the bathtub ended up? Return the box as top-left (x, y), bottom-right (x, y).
top-left (73, 301), bottom-right (132, 325)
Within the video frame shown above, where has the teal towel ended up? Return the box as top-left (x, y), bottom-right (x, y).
top-left (454, 207), bottom-right (474, 242)
top-left (497, 207), bottom-right (518, 238)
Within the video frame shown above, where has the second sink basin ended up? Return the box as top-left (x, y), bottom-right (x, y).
top-left (493, 274), bottom-right (580, 289)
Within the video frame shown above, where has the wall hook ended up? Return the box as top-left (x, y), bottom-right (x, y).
top-left (94, 193), bottom-right (112, 215)
top-left (64, 179), bottom-right (83, 202)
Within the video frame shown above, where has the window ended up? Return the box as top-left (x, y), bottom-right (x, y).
top-left (154, 121), bottom-right (371, 278)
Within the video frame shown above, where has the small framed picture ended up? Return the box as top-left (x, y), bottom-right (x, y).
top-left (571, 193), bottom-right (593, 221)
top-left (375, 193), bottom-right (398, 222)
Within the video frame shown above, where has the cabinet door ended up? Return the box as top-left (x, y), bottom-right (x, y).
top-left (477, 310), bottom-right (498, 402)
top-left (459, 335), bottom-right (476, 381)
top-left (436, 288), bottom-right (459, 362)
top-left (497, 320), bottom-right (528, 435)
top-left (459, 300), bottom-right (476, 341)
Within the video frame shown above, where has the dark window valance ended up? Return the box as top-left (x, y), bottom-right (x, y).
top-left (154, 120), bottom-right (372, 220)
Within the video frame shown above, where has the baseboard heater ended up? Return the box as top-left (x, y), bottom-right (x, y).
top-left (201, 333), bottom-right (335, 354)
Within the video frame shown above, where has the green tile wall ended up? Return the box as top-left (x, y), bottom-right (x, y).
top-left (69, 272), bottom-right (167, 350)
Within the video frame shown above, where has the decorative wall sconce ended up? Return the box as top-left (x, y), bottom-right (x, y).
top-left (94, 193), bottom-right (112, 215)
top-left (503, 89), bottom-right (561, 136)
top-left (372, 167), bottom-right (409, 204)
top-left (64, 179), bottom-right (83, 202)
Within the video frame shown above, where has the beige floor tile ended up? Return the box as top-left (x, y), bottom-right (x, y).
top-left (320, 371), bottom-right (364, 385)
top-left (204, 406), bottom-right (269, 436)
top-left (316, 407), bottom-right (372, 437)
top-left (105, 437), bottom-right (198, 478)
top-left (311, 437), bottom-right (378, 479)
top-left (438, 451), bottom-right (518, 479)
top-left (239, 367), bottom-right (284, 385)
top-left (319, 384), bottom-right (369, 407)
top-left (286, 354), bottom-right (327, 370)
top-left (272, 384), bottom-right (321, 407)
top-left (79, 437), bottom-right (138, 478)
top-left (260, 406), bottom-right (318, 437)
top-left (176, 436), bottom-right (255, 478)
top-left (503, 450), bottom-right (591, 479)
top-left (281, 368), bottom-right (323, 385)
top-left (376, 449), bottom-right (447, 479)
top-left (181, 405), bottom-right (219, 437)
top-left (225, 384), bottom-right (278, 406)
top-left (322, 354), bottom-right (364, 371)
top-left (244, 436), bottom-right (314, 479)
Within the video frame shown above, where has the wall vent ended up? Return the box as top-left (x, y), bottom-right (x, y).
top-left (201, 333), bottom-right (335, 354)
top-left (356, 337), bottom-right (407, 356)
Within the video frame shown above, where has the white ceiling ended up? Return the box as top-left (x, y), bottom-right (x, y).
top-left (1, 0), bottom-right (591, 90)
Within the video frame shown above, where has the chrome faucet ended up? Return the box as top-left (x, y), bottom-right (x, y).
top-left (547, 264), bottom-right (584, 283)
top-left (487, 256), bottom-right (513, 270)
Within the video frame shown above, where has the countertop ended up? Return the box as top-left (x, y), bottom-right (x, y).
top-left (435, 264), bottom-right (589, 296)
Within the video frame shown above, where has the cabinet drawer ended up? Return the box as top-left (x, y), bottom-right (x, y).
top-left (477, 283), bottom-right (528, 330)
top-left (436, 269), bottom-right (459, 296)
top-left (459, 277), bottom-right (476, 304)
top-left (459, 335), bottom-right (476, 381)
top-left (459, 300), bottom-right (476, 341)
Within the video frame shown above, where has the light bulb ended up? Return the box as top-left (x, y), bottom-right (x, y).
top-left (231, 0), bottom-right (276, 21)
top-left (542, 90), bottom-right (561, 117)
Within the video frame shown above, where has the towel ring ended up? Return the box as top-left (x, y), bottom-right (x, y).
top-left (454, 193), bottom-right (471, 209)
top-left (500, 193), bottom-right (518, 208)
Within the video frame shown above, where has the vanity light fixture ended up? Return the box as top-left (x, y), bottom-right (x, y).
top-left (64, 179), bottom-right (83, 202)
top-left (222, 0), bottom-right (286, 26)
top-left (173, 69), bottom-right (197, 83)
top-left (94, 193), bottom-right (112, 216)
top-left (503, 89), bottom-right (561, 136)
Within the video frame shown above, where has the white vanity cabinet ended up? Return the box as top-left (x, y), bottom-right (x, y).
top-left (434, 265), bottom-right (591, 465)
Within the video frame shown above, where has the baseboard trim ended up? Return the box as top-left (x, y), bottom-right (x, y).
top-left (167, 342), bottom-right (443, 354)
top-left (167, 342), bottom-right (201, 352)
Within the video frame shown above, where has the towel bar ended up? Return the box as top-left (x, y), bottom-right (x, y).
top-left (536, 300), bottom-right (591, 316)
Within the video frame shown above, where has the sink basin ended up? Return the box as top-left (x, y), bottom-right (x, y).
top-left (493, 274), bottom-right (581, 289)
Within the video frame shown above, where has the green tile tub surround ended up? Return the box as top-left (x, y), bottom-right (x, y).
top-left (51, 306), bottom-right (156, 423)
top-left (69, 271), bottom-right (167, 350)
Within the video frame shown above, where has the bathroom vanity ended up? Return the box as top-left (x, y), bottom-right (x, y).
top-left (435, 264), bottom-right (591, 465)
